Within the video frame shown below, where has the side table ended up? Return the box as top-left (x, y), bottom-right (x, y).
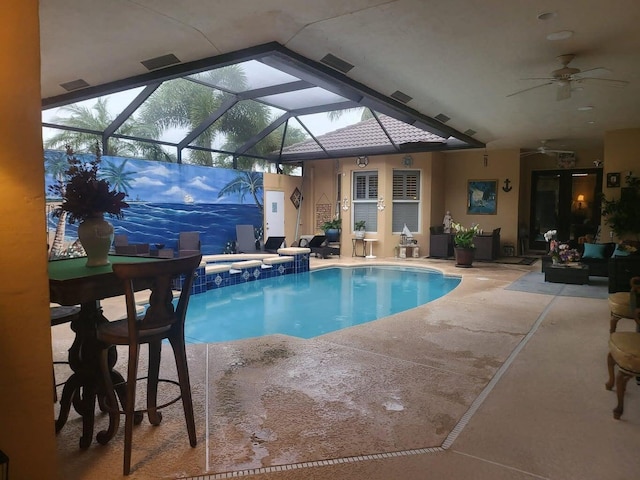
top-left (352, 238), bottom-right (366, 257)
top-left (363, 238), bottom-right (378, 259)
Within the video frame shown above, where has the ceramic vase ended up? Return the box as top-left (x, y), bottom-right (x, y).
top-left (77, 214), bottom-right (114, 267)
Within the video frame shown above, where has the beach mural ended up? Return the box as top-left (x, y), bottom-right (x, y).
top-left (44, 149), bottom-right (264, 255)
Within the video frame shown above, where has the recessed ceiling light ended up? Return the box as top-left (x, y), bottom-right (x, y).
top-left (577, 106), bottom-right (594, 111)
top-left (547, 30), bottom-right (574, 41)
top-left (587, 120), bottom-right (596, 124)
top-left (537, 11), bottom-right (557, 20)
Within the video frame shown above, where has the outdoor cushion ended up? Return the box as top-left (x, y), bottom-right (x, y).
top-left (612, 244), bottom-right (631, 257)
top-left (582, 243), bottom-right (606, 259)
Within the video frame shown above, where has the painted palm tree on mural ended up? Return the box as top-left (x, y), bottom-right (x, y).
top-left (44, 98), bottom-right (174, 161)
top-left (44, 149), bottom-right (71, 258)
top-left (99, 158), bottom-right (136, 196)
top-left (217, 171), bottom-right (264, 213)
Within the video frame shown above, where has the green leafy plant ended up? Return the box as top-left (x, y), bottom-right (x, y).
top-left (451, 222), bottom-right (481, 249)
top-left (321, 217), bottom-right (342, 231)
top-left (354, 220), bottom-right (366, 231)
top-left (601, 173), bottom-right (640, 240)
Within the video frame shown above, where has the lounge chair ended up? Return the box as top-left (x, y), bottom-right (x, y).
top-left (177, 231), bottom-right (201, 257)
top-left (263, 236), bottom-right (286, 253)
top-left (309, 235), bottom-right (340, 258)
top-left (236, 224), bottom-right (258, 253)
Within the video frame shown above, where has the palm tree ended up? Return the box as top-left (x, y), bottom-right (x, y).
top-left (139, 65), bottom-right (249, 167)
top-left (45, 98), bottom-right (174, 161)
top-left (217, 171), bottom-right (264, 213)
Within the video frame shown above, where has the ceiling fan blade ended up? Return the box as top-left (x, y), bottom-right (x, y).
top-left (574, 67), bottom-right (611, 78)
top-left (506, 82), bottom-right (553, 98)
top-left (547, 149), bottom-right (575, 154)
top-left (578, 77), bottom-right (629, 87)
top-left (556, 83), bottom-right (571, 101)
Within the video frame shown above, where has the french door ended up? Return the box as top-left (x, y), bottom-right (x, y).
top-left (529, 168), bottom-right (603, 251)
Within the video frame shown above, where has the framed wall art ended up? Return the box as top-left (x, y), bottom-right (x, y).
top-left (467, 179), bottom-right (498, 215)
top-left (607, 172), bottom-right (621, 188)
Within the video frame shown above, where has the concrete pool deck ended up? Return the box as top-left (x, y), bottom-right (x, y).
top-left (50, 255), bottom-right (640, 479)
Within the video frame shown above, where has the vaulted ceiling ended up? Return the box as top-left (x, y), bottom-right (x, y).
top-left (40, 0), bottom-right (640, 159)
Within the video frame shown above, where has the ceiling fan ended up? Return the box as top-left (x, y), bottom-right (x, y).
top-left (507, 54), bottom-right (629, 101)
top-left (520, 140), bottom-right (574, 158)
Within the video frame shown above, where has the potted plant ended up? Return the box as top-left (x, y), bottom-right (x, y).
top-left (354, 220), bottom-right (366, 239)
top-left (321, 217), bottom-right (342, 242)
top-left (451, 222), bottom-right (481, 268)
top-left (49, 143), bottom-right (129, 266)
top-left (601, 173), bottom-right (640, 241)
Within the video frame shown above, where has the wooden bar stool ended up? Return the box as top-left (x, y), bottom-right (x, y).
top-left (605, 327), bottom-right (640, 419)
top-left (50, 305), bottom-right (81, 402)
top-left (608, 277), bottom-right (640, 333)
top-left (96, 255), bottom-right (201, 475)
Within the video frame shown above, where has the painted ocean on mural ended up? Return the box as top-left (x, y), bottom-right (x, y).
top-left (46, 203), bottom-right (262, 254)
top-left (45, 150), bottom-right (264, 255)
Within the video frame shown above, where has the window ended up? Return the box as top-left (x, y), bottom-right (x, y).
top-left (392, 170), bottom-right (420, 233)
top-left (353, 171), bottom-right (378, 232)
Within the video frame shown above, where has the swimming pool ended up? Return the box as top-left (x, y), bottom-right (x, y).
top-left (183, 265), bottom-right (460, 343)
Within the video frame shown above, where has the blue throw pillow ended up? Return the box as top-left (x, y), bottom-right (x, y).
top-left (582, 243), bottom-right (606, 259)
top-left (611, 244), bottom-right (631, 257)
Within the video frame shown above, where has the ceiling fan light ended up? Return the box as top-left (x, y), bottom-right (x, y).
top-left (547, 30), bottom-right (574, 41)
top-left (537, 11), bottom-right (557, 20)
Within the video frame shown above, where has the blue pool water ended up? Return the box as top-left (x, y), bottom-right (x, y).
top-left (183, 266), bottom-right (460, 343)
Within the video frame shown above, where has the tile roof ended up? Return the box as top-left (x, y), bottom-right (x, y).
top-left (282, 114), bottom-right (447, 155)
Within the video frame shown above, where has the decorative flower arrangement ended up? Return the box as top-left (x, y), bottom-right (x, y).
top-left (543, 229), bottom-right (557, 242)
top-left (451, 222), bottom-right (481, 248)
top-left (548, 239), bottom-right (581, 264)
top-left (49, 143), bottom-right (129, 224)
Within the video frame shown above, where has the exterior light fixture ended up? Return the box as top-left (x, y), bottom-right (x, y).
top-left (356, 156), bottom-right (369, 168)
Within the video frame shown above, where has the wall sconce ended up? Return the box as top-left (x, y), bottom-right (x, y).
top-left (377, 196), bottom-right (385, 211)
top-left (356, 156), bottom-right (369, 168)
top-left (342, 197), bottom-right (350, 211)
top-left (403, 154), bottom-right (413, 167)
top-left (577, 194), bottom-right (585, 208)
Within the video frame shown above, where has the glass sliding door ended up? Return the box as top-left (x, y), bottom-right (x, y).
top-left (529, 168), bottom-right (602, 251)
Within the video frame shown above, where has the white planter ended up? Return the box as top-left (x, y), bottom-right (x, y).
top-left (354, 230), bottom-right (365, 239)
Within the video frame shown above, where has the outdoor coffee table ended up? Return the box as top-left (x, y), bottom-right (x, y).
top-left (544, 263), bottom-right (589, 285)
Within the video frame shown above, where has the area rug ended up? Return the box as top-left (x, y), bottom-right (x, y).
top-left (480, 256), bottom-right (539, 265)
top-left (427, 256), bottom-right (539, 265)
top-left (505, 271), bottom-right (608, 299)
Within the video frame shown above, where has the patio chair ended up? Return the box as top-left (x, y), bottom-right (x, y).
top-left (309, 235), bottom-right (340, 258)
top-left (263, 236), bottom-right (286, 253)
top-left (236, 224), bottom-right (258, 253)
top-left (177, 231), bottom-right (200, 257)
top-left (96, 255), bottom-right (201, 475)
top-left (50, 305), bottom-right (80, 402)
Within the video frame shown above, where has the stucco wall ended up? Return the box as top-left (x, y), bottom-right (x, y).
top-left (0, 1), bottom-right (60, 477)
top-left (603, 128), bottom-right (640, 241)
top-left (442, 149), bottom-right (521, 252)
